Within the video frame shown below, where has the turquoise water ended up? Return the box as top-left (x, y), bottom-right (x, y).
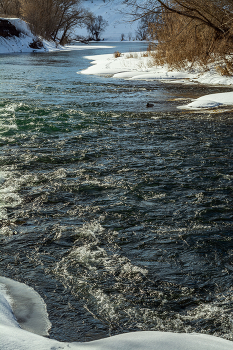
top-left (0, 42), bottom-right (233, 342)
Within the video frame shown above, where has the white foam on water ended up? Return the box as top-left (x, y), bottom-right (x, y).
top-left (0, 208), bottom-right (8, 220)
top-left (54, 220), bottom-right (149, 324)
top-left (0, 171), bottom-right (9, 220)
top-left (0, 103), bottom-right (19, 133)
top-left (0, 180), bottom-right (22, 223)
top-left (0, 104), bottom-right (21, 221)
top-left (0, 186), bottom-right (22, 206)
top-left (0, 169), bottom-right (28, 224)
top-left (52, 219), bottom-right (233, 338)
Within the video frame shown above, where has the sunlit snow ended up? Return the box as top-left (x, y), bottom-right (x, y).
top-left (0, 277), bottom-right (233, 350)
top-left (79, 52), bottom-right (233, 109)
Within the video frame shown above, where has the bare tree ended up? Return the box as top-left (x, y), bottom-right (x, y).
top-left (50, 0), bottom-right (92, 44)
top-left (86, 15), bottom-right (108, 41)
top-left (135, 13), bottom-right (157, 40)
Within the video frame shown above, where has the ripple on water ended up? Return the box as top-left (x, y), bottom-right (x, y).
top-left (0, 48), bottom-right (233, 341)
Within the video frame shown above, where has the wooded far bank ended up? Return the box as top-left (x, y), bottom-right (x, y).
top-left (2, 0), bottom-right (233, 72)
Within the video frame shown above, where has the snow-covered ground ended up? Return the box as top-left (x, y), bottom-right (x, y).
top-left (0, 18), bottom-right (63, 54)
top-left (80, 51), bottom-right (233, 109)
top-left (0, 276), bottom-right (232, 350)
top-left (0, 18), bottom-right (115, 54)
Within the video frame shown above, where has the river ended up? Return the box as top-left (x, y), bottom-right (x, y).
top-left (0, 42), bottom-right (233, 342)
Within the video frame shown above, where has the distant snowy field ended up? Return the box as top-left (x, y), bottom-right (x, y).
top-left (80, 51), bottom-right (233, 109)
top-left (1, 276), bottom-right (232, 350)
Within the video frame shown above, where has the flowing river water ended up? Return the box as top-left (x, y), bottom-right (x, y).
top-left (0, 42), bottom-right (233, 342)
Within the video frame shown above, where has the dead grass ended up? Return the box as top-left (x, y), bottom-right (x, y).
top-left (148, 9), bottom-right (233, 71)
top-left (216, 61), bottom-right (233, 76)
top-left (113, 51), bottom-right (121, 58)
top-left (125, 52), bottom-right (139, 59)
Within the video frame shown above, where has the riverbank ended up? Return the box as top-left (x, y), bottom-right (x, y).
top-left (80, 51), bottom-right (233, 110)
top-left (0, 18), bottom-right (67, 54)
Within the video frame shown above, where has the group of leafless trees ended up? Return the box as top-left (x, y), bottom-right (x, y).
top-left (0, 0), bottom-right (107, 44)
top-left (86, 15), bottom-right (107, 41)
top-left (128, 0), bottom-right (233, 69)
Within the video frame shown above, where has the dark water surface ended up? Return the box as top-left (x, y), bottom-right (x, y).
top-left (0, 42), bottom-right (233, 342)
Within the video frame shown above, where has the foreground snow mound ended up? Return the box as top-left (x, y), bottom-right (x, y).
top-left (0, 277), bottom-right (233, 350)
top-left (0, 18), bottom-right (62, 54)
top-left (0, 276), bottom-right (51, 335)
top-left (179, 91), bottom-right (233, 109)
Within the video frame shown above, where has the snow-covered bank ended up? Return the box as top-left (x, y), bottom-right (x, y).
top-left (0, 18), bottom-right (114, 54)
top-left (0, 18), bottom-right (62, 54)
top-left (0, 277), bottom-right (233, 350)
top-left (80, 51), bottom-right (233, 110)
top-left (80, 52), bottom-right (194, 79)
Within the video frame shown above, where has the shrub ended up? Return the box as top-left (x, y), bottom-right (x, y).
top-left (0, 0), bottom-right (20, 17)
top-left (149, 9), bottom-right (233, 69)
top-left (114, 51), bottom-right (121, 58)
top-left (29, 38), bottom-right (44, 49)
top-left (216, 62), bottom-right (233, 76)
top-left (141, 52), bottom-right (149, 57)
top-left (128, 0), bottom-right (233, 68)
